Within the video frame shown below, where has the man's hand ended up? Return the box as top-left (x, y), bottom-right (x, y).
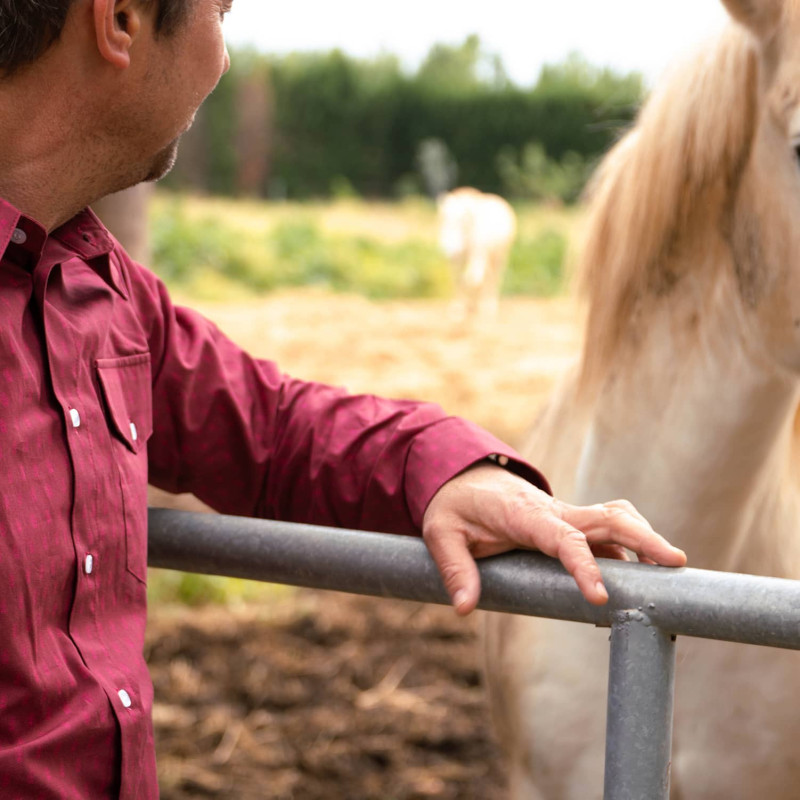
top-left (421, 462), bottom-right (687, 615)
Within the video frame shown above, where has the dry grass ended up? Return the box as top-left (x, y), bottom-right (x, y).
top-left (172, 289), bottom-right (583, 448)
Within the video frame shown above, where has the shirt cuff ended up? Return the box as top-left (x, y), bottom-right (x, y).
top-left (403, 416), bottom-right (552, 530)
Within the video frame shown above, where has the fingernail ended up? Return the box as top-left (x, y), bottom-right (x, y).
top-left (453, 590), bottom-right (468, 610)
top-left (595, 581), bottom-right (608, 602)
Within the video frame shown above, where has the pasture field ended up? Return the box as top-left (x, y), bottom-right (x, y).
top-left (145, 195), bottom-right (585, 798)
top-left (149, 192), bottom-right (585, 301)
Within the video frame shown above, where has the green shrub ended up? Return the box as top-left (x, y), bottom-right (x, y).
top-left (150, 199), bottom-right (256, 285)
top-left (504, 228), bottom-right (569, 296)
top-left (497, 143), bottom-right (593, 204)
top-left (150, 195), bottom-right (574, 302)
top-left (150, 199), bottom-right (451, 299)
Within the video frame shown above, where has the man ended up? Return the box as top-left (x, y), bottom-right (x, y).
top-left (0, 1), bottom-right (686, 797)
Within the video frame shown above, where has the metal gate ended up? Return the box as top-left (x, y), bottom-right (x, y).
top-left (148, 508), bottom-right (800, 800)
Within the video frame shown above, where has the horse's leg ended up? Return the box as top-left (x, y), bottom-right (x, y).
top-left (459, 250), bottom-right (484, 322)
top-left (477, 245), bottom-right (506, 318)
top-left (448, 253), bottom-right (470, 324)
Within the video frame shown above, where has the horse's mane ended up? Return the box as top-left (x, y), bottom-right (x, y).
top-left (575, 23), bottom-right (761, 394)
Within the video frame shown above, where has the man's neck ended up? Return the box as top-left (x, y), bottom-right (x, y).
top-left (0, 88), bottom-right (85, 229)
top-left (0, 60), bottom-right (132, 231)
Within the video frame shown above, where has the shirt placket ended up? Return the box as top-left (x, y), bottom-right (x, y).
top-left (34, 255), bottom-right (144, 796)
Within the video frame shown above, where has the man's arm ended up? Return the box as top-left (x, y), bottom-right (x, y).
top-left (124, 253), bottom-right (685, 612)
top-left (130, 258), bottom-right (540, 533)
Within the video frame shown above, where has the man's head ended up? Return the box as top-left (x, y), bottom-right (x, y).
top-left (0, 0), bottom-right (190, 76)
top-left (0, 0), bottom-right (232, 227)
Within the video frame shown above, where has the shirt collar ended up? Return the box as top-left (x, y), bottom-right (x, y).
top-left (0, 197), bottom-right (126, 297)
top-left (53, 207), bottom-right (128, 299)
top-left (0, 199), bottom-right (46, 267)
top-left (51, 206), bottom-right (115, 261)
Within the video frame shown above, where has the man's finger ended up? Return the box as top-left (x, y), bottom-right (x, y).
top-left (423, 527), bottom-right (482, 615)
top-left (560, 502), bottom-right (686, 566)
top-left (539, 521), bottom-right (610, 605)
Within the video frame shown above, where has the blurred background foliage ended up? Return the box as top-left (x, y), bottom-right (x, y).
top-left (146, 36), bottom-right (643, 309)
top-left (149, 193), bottom-right (581, 302)
top-left (164, 36), bottom-right (644, 203)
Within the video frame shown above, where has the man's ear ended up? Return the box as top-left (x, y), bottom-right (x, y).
top-left (93, 0), bottom-right (143, 69)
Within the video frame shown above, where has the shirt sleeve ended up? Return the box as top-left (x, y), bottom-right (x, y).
top-left (128, 261), bottom-right (550, 536)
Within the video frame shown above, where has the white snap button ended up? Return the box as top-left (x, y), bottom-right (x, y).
top-left (11, 228), bottom-right (27, 245)
top-left (130, 422), bottom-right (138, 441)
top-left (85, 554), bottom-right (94, 575)
top-left (69, 408), bottom-right (81, 428)
top-left (118, 689), bottom-right (132, 708)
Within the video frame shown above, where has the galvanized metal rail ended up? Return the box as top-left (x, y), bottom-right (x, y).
top-left (148, 508), bottom-right (800, 800)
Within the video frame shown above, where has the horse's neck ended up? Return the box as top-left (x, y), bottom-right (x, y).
top-left (566, 272), bottom-right (800, 575)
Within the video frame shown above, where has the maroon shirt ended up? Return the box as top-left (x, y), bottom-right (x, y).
top-left (0, 198), bottom-right (547, 798)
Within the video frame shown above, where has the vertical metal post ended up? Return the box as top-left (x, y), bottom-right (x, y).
top-left (603, 610), bottom-right (676, 800)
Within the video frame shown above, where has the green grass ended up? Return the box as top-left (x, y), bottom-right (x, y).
top-left (147, 568), bottom-right (297, 607)
top-left (149, 192), bottom-right (582, 301)
top-left (505, 228), bottom-right (570, 296)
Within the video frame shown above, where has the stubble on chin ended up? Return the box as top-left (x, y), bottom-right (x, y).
top-left (143, 138), bottom-right (181, 183)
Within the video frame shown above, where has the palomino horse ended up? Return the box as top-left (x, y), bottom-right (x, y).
top-left (437, 187), bottom-right (516, 321)
top-left (483, 1), bottom-right (800, 797)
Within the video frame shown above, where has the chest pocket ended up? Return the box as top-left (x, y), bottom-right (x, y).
top-left (96, 353), bottom-right (153, 583)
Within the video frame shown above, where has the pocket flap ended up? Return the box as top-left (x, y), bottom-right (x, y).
top-left (96, 353), bottom-right (153, 454)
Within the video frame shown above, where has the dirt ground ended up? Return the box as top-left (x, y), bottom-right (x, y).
top-left (146, 291), bottom-right (582, 799)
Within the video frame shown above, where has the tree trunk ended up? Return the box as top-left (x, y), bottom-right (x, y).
top-left (93, 183), bottom-right (154, 265)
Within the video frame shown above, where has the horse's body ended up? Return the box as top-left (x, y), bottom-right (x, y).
top-left (483, 2), bottom-right (800, 797)
top-left (437, 187), bottom-right (516, 321)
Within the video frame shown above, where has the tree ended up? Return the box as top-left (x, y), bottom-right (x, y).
top-left (93, 184), bottom-right (153, 264)
top-left (234, 56), bottom-right (274, 197)
top-left (415, 35), bottom-right (510, 93)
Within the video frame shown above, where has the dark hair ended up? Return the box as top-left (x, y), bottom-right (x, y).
top-left (0, 0), bottom-right (189, 75)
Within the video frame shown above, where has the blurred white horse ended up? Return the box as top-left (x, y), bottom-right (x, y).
top-left (437, 187), bottom-right (516, 321)
top-left (483, 0), bottom-right (800, 797)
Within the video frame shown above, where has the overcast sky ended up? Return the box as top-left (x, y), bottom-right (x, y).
top-left (224, 1), bottom-right (731, 87)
